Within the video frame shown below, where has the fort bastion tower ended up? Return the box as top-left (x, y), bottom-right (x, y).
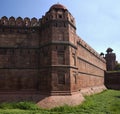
top-left (39, 4), bottom-right (77, 95)
top-left (0, 3), bottom-right (106, 108)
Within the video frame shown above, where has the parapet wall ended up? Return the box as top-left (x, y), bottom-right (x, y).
top-left (70, 34), bottom-right (106, 92)
top-left (105, 71), bottom-right (120, 90)
top-left (77, 35), bottom-right (105, 63)
top-left (0, 16), bottom-right (40, 27)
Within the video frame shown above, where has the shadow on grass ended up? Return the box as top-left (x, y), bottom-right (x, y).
top-left (114, 96), bottom-right (120, 98)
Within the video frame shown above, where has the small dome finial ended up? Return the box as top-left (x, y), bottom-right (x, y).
top-left (49, 3), bottom-right (67, 11)
top-left (106, 47), bottom-right (113, 54)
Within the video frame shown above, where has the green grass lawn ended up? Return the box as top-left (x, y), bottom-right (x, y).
top-left (0, 90), bottom-right (119, 114)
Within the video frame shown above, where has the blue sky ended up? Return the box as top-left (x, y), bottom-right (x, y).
top-left (0, 0), bottom-right (120, 62)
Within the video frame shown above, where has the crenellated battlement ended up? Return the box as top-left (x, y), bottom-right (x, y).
top-left (0, 3), bottom-right (106, 108)
top-left (0, 16), bottom-right (40, 27)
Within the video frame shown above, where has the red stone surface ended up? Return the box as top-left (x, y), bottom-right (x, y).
top-left (0, 4), bottom-right (106, 108)
top-left (105, 71), bottom-right (120, 90)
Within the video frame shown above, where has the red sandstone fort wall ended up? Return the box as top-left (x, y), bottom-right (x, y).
top-left (0, 20), bottom-right (42, 92)
top-left (0, 34), bottom-right (39, 48)
top-left (70, 36), bottom-right (106, 92)
top-left (105, 71), bottom-right (120, 90)
top-left (0, 4), bottom-right (107, 108)
top-left (0, 16), bottom-right (106, 94)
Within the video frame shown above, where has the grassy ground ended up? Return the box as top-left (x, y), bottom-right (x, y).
top-left (0, 90), bottom-right (119, 114)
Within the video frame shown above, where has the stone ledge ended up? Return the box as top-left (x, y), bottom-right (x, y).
top-left (37, 92), bottom-right (84, 109)
top-left (80, 85), bottom-right (107, 96)
top-left (37, 85), bottom-right (106, 109)
top-left (0, 85), bottom-right (106, 109)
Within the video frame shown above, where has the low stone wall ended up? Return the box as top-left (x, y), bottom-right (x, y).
top-left (105, 71), bottom-right (120, 90)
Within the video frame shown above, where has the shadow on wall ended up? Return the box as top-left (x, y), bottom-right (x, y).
top-left (105, 71), bottom-right (120, 90)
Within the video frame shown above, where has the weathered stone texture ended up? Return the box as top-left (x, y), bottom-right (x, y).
top-left (0, 3), bottom-right (106, 108)
top-left (105, 71), bottom-right (120, 90)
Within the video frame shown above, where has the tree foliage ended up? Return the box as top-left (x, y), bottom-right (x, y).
top-left (114, 63), bottom-right (120, 71)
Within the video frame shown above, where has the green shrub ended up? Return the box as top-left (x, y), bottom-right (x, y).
top-left (0, 102), bottom-right (40, 110)
top-left (0, 103), bottom-right (14, 109)
top-left (0, 90), bottom-right (120, 114)
top-left (15, 102), bottom-right (40, 110)
top-left (114, 63), bottom-right (120, 71)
